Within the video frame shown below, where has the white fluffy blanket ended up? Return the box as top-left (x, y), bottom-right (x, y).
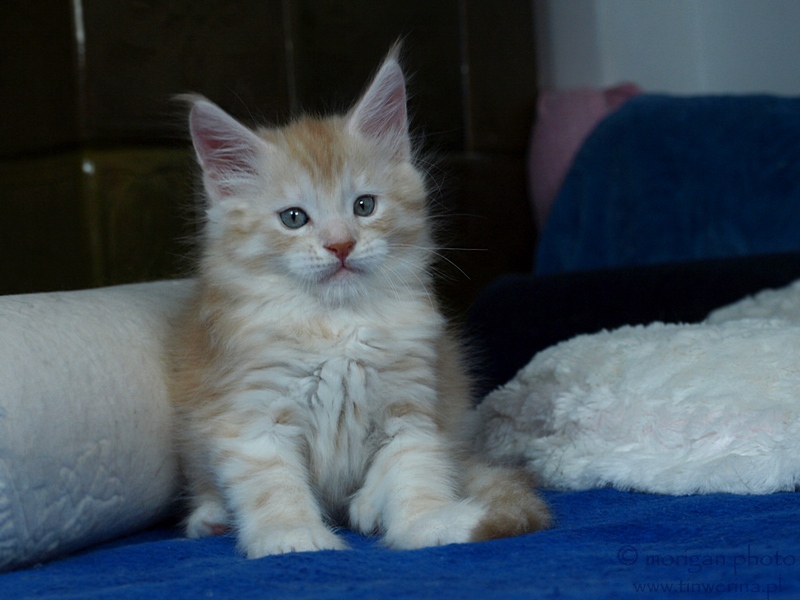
top-left (0, 281), bottom-right (191, 571)
top-left (477, 281), bottom-right (800, 495)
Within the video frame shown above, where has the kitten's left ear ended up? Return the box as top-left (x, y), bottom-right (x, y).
top-left (346, 51), bottom-right (410, 160)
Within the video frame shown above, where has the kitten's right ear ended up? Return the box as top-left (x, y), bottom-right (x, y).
top-left (185, 96), bottom-right (270, 200)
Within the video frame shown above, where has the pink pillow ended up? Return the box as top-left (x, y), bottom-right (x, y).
top-left (528, 83), bottom-right (642, 231)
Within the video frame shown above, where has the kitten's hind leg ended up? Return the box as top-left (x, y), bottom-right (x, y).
top-left (180, 449), bottom-right (231, 537)
top-left (462, 460), bottom-right (552, 541)
top-left (185, 491), bottom-right (231, 538)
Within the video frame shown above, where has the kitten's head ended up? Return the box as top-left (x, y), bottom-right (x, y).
top-left (187, 51), bottom-right (434, 308)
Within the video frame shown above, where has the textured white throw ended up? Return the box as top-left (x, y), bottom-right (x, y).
top-left (477, 281), bottom-right (800, 495)
top-left (0, 281), bottom-right (192, 571)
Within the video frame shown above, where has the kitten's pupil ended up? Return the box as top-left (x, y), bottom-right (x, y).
top-left (354, 195), bottom-right (376, 217)
top-left (280, 207), bottom-right (309, 229)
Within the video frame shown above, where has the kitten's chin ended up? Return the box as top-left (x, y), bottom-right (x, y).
top-left (305, 265), bottom-right (367, 307)
top-left (328, 265), bottom-right (362, 282)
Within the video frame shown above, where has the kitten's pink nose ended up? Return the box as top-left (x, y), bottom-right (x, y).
top-left (325, 240), bottom-right (355, 262)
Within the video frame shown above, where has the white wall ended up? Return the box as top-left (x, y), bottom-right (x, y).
top-left (534, 0), bottom-right (800, 95)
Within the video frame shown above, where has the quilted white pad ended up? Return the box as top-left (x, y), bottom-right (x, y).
top-left (0, 280), bottom-right (192, 571)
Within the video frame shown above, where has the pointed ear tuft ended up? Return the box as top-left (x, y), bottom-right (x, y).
top-left (346, 53), bottom-right (410, 160)
top-left (185, 96), bottom-right (269, 200)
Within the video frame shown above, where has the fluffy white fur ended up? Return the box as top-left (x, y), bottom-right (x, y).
top-left (478, 282), bottom-right (800, 495)
top-left (706, 279), bottom-right (800, 324)
top-left (0, 281), bottom-right (190, 572)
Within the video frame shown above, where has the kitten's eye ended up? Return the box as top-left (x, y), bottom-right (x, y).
top-left (353, 195), bottom-right (376, 217)
top-left (279, 207), bottom-right (309, 229)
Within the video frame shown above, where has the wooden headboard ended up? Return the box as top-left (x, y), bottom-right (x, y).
top-left (0, 0), bottom-right (537, 313)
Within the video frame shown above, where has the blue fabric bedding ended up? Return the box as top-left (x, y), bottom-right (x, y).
top-left (536, 94), bottom-right (800, 274)
top-left (3, 489), bottom-right (798, 599)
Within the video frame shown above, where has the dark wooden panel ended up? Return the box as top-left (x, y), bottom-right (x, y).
top-left (434, 154), bottom-right (536, 315)
top-left (0, 149), bottom-right (197, 295)
top-left (463, 1), bottom-right (537, 153)
top-left (289, 0), bottom-right (464, 150)
top-left (88, 148), bottom-right (198, 286)
top-left (0, 0), bottom-right (78, 158)
top-left (0, 1), bottom-right (539, 298)
top-left (0, 155), bottom-right (94, 294)
top-left (81, 0), bottom-right (291, 141)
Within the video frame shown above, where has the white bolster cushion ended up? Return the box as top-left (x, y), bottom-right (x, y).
top-left (0, 280), bottom-right (192, 571)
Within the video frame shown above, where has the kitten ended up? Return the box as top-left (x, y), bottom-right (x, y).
top-left (169, 48), bottom-right (550, 558)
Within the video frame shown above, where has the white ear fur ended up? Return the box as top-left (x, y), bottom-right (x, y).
top-left (188, 97), bottom-right (270, 200)
top-left (346, 55), bottom-right (410, 160)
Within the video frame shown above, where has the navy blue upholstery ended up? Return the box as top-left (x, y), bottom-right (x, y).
top-left (537, 95), bottom-right (800, 274)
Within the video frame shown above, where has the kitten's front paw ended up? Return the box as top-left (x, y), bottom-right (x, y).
top-left (242, 524), bottom-right (348, 558)
top-left (383, 501), bottom-right (486, 550)
top-left (186, 498), bottom-right (231, 538)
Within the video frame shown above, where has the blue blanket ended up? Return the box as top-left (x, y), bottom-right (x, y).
top-left (2, 490), bottom-right (797, 598)
top-left (536, 94), bottom-right (800, 274)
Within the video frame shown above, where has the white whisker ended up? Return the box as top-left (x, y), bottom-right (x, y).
top-left (380, 256), bottom-right (436, 309)
top-left (390, 243), bottom-right (479, 282)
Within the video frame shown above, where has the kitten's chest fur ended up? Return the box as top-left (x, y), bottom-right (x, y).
top-left (228, 302), bottom-right (442, 511)
top-left (289, 326), bottom-right (393, 503)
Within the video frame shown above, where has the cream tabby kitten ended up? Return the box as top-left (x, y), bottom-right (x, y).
top-left (169, 49), bottom-right (550, 558)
